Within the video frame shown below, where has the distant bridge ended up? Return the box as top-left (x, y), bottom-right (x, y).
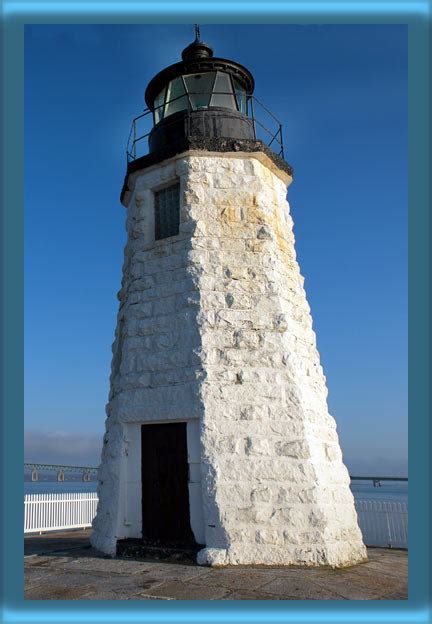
top-left (24, 463), bottom-right (98, 482)
top-left (24, 464), bottom-right (407, 488)
top-left (350, 476), bottom-right (408, 488)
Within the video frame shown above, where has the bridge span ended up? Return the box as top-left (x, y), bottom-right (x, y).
top-left (24, 464), bottom-right (407, 488)
top-left (24, 463), bottom-right (98, 482)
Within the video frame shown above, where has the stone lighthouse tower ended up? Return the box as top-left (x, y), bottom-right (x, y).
top-left (91, 29), bottom-right (367, 567)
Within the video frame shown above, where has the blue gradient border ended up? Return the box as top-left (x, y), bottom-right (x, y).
top-left (1, 1), bottom-right (430, 623)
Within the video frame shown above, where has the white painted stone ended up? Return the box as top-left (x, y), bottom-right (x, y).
top-left (196, 547), bottom-right (228, 567)
top-left (91, 151), bottom-right (367, 567)
top-left (187, 420), bottom-right (205, 544)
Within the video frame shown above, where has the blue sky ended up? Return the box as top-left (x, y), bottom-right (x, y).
top-left (25, 24), bottom-right (407, 474)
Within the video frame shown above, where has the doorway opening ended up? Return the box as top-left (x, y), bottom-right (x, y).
top-left (141, 422), bottom-right (195, 546)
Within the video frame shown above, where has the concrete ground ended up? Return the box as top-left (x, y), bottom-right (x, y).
top-left (24, 530), bottom-right (408, 600)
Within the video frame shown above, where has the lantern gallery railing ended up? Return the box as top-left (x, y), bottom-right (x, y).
top-left (126, 93), bottom-right (285, 163)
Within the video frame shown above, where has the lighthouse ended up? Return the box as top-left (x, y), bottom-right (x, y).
top-left (91, 28), bottom-right (367, 567)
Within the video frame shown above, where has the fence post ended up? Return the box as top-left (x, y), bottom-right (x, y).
top-left (384, 502), bottom-right (392, 548)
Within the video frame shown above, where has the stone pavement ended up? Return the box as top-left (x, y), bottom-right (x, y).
top-left (24, 530), bottom-right (408, 600)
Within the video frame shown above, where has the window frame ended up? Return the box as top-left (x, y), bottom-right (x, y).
top-left (210, 72), bottom-right (238, 110)
top-left (153, 87), bottom-right (167, 124)
top-left (232, 76), bottom-right (248, 115)
top-left (164, 77), bottom-right (190, 117)
top-left (183, 71), bottom-right (217, 110)
top-left (153, 71), bottom-right (250, 122)
top-left (153, 181), bottom-right (181, 241)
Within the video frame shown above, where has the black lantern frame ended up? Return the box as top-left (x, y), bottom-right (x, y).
top-left (151, 70), bottom-right (249, 125)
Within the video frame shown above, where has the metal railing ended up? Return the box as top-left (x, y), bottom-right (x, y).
top-left (23, 493), bottom-right (408, 548)
top-left (126, 92), bottom-right (284, 163)
top-left (24, 492), bottom-right (98, 534)
top-left (355, 500), bottom-right (408, 549)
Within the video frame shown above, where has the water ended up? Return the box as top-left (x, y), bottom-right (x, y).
top-left (350, 481), bottom-right (408, 503)
top-left (24, 480), bottom-right (408, 503)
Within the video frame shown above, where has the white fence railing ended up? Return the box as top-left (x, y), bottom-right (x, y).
top-left (355, 499), bottom-right (408, 549)
top-left (24, 493), bottom-right (408, 549)
top-left (24, 493), bottom-right (98, 534)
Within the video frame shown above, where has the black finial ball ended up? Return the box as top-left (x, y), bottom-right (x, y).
top-left (181, 39), bottom-right (214, 61)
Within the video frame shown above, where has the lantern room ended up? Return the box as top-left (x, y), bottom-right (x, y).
top-left (144, 30), bottom-right (256, 152)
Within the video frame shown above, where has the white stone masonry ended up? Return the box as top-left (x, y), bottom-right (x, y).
top-left (91, 151), bottom-right (367, 567)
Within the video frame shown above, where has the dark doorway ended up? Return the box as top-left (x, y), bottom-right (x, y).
top-left (141, 422), bottom-right (194, 545)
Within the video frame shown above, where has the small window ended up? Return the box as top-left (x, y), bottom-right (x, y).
top-left (154, 183), bottom-right (180, 240)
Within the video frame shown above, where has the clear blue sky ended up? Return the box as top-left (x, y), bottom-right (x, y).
top-left (24, 24), bottom-right (407, 475)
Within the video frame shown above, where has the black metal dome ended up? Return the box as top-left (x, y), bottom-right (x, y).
top-left (181, 37), bottom-right (214, 61)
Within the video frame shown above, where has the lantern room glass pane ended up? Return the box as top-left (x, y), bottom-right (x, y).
top-left (165, 77), bottom-right (188, 117)
top-left (210, 72), bottom-right (237, 110)
top-left (233, 78), bottom-right (247, 115)
top-left (184, 72), bottom-right (215, 109)
top-left (154, 87), bottom-right (166, 123)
